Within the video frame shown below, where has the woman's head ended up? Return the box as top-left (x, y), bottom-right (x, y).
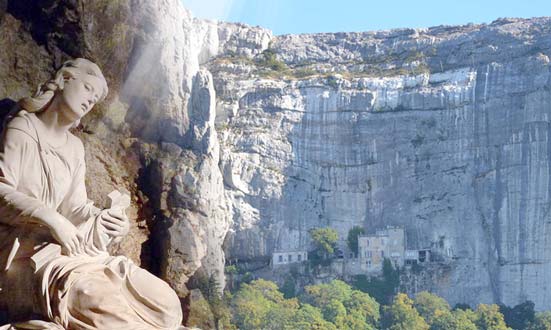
top-left (18, 58), bottom-right (108, 122)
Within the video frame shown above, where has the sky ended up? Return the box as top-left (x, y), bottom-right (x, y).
top-left (182, 0), bottom-right (550, 35)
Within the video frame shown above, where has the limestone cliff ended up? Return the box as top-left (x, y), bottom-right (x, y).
top-left (211, 18), bottom-right (551, 310)
top-left (2, 0), bottom-right (551, 315)
top-left (0, 0), bottom-right (269, 302)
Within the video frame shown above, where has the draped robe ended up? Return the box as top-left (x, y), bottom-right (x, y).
top-left (0, 111), bottom-right (182, 330)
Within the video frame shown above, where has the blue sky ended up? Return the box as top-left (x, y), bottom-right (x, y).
top-left (182, 0), bottom-right (550, 35)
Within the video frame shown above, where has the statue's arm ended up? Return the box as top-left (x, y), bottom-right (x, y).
top-left (0, 128), bottom-right (70, 229)
top-left (58, 138), bottom-right (100, 225)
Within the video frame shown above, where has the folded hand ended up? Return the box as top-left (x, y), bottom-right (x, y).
top-left (99, 208), bottom-right (130, 238)
top-left (49, 218), bottom-right (84, 256)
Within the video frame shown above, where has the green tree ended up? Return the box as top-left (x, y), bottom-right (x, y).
top-left (303, 280), bottom-right (352, 306)
top-left (430, 309), bottom-right (477, 330)
top-left (476, 304), bottom-right (511, 330)
top-left (322, 299), bottom-right (347, 325)
top-left (303, 280), bottom-right (380, 329)
top-left (414, 291), bottom-right (451, 324)
top-left (353, 259), bottom-right (400, 304)
top-left (527, 311), bottom-right (551, 330)
top-left (383, 293), bottom-right (429, 330)
top-left (225, 265), bottom-right (238, 292)
top-left (500, 301), bottom-right (535, 330)
top-left (231, 279), bottom-right (286, 330)
top-left (194, 273), bottom-right (234, 330)
top-left (281, 275), bottom-right (296, 299)
top-left (454, 303), bottom-right (472, 311)
top-left (347, 226), bottom-right (365, 256)
top-left (289, 304), bottom-right (338, 330)
top-left (344, 290), bottom-right (380, 327)
top-left (232, 279), bottom-right (352, 330)
top-left (309, 227), bottom-right (339, 258)
top-left (257, 49), bottom-right (288, 71)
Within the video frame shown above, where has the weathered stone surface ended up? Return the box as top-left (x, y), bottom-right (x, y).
top-left (0, 0), bottom-right (269, 308)
top-left (0, 14), bottom-right (52, 101)
top-left (212, 17), bottom-right (551, 310)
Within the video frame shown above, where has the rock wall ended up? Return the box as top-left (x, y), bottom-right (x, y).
top-left (0, 0), bottom-right (270, 302)
top-left (3, 0), bottom-right (551, 314)
top-left (212, 17), bottom-right (551, 309)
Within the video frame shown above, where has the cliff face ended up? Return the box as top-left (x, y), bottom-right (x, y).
top-left (0, 0), bottom-right (270, 299)
top-left (212, 18), bottom-right (551, 309)
top-left (2, 0), bottom-right (551, 313)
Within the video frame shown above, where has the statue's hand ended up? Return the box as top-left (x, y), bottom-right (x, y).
top-left (49, 218), bottom-right (84, 256)
top-left (99, 208), bottom-right (130, 238)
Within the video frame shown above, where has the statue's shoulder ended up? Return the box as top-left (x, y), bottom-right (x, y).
top-left (4, 110), bottom-right (38, 143)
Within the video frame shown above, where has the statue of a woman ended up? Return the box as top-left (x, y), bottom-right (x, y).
top-left (0, 59), bottom-right (183, 329)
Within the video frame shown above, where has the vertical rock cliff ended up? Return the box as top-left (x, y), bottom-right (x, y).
top-left (211, 18), bottom-right (551, 309)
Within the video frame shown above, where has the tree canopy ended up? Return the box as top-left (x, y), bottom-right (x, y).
top-left (383, 293), bottom-right (430, 330)
top-left (309, 227), bottom-right (339, 257)
top-left (347, 226), bottom-right (365, 255)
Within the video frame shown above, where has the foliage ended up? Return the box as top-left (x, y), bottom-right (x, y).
top-left (230, 279), bottom-right (346, 330)
top-left (346, 226), bottom-right (365, 255)
top-left (414, 291), bottom-right (451, 324)
top-left (454, 303), bottom-right (473, 311)
top-left (383, 258), bottom-right (400, 288)
top-left (382, 293), bottom-right (430, 330)
top-left (309, 227), bottom-right (339, 258)
top-left (527, 311), bottom-right (551, 330)
top-left (500, 301), bottom-right (535, 330)
top-left (430, 309), bottom-right (478, 330)
top-left (226, 278), bottom-right (522, 330)
top-left (352, 258), bottom-right (400, 304)
top-left (326, 75), bottom-right (340, 89)
top-left (241, 271), bottom-right (254, 285)
top-left (302, 280), bottom-right (380, 329)
top-left (186, 296), bottom-right (216, 330)
top-left (256, 49), bottom-right (288, 72)
top-left (225, 265), bottom-right (238, 292)
top-left (231, 279), bottom-right (288, 330)
top-left (293, 67), bottom-right (317, 78)
top-left (281, 275), bottom-right (297, 299)
top-left (225, 265), bottom-right (238, 274)
top-left (197, 273), bottom-right (220, 303)
top-left (475, 304), bottom-right (511, 330)
top-left (195, 273), bottom-right (235, 330)
top-left (289, 304), bottom-right (338, 330)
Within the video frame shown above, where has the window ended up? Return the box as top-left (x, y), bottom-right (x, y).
top-left (368, 251), bottom-right (372, 258)
top-left (366, 240), bottom-right (369, 246)
top-left (298, 254), bottom-right (302, 261)
top-left (278, 255), bottom-right (283, 263)
top-left (367, 260), bottom-right (371, 266)
top-left (381, 251), bottom-right (385, 258)
top-left (288, 254), bottom-right (292, 262)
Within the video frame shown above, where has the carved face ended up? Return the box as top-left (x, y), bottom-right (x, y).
top-left (58, 73), bottom-right (103, 123)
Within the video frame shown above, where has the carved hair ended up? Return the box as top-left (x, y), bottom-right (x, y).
top-left (18, 58), bottom-right (108, 114)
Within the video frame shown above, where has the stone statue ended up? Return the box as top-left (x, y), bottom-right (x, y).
top-left (0, 59), bottom-right (183, 329)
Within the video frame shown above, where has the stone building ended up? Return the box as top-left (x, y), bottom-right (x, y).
top-left (272, 251), bottom-right (308, 267)
top-left (405, 249), bottom-right (431, 265)
top-left (358, 226), bottom-right (406, 272)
